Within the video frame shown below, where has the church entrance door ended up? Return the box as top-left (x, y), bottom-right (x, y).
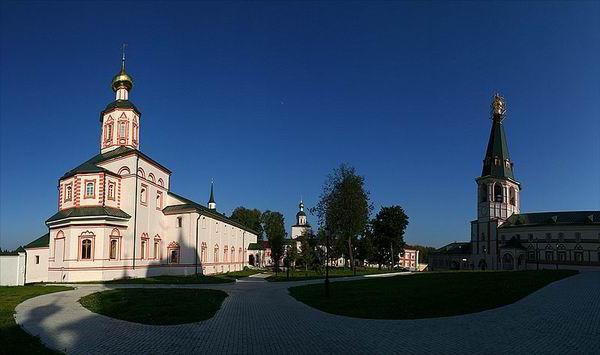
top-left (502, 253), bottom-right (514, 270)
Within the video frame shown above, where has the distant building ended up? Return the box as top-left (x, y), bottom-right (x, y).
top-left (431, 94), bottom-right (600, 271)
top-left (398, 249), bottom-right (419, 270)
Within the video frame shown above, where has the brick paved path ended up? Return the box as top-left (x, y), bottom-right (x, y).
top-left (15, 271), bottom-right (600, 354)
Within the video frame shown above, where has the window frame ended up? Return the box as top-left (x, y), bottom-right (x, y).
top-left (64, 183), bottom-right (73, 202)
top-left (107, 181), bottom-right (116, 201)
top-left (140, 183), bottom-right (148, 206)
top-left (84, 180), bottom-right (96, 199)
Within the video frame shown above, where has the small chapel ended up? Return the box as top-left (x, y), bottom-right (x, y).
top-left (22, 57), bottom-right (259, 283)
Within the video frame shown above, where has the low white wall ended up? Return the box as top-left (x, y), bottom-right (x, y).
top-left (0, 252), bottom-right (26, 286)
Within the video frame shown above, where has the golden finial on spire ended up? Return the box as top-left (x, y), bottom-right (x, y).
top-left (111, 43), bottom-right (133, 93)
top-left (491, 92), bottom-right (506, 120)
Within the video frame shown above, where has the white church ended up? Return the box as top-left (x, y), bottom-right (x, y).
top-left (22, 58), bottom-right (259, 283)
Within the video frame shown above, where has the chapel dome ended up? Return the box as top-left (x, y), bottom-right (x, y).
top-left (111, 67), bottom-right (133, 92)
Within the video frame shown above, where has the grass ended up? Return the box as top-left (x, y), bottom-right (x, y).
top-left (79, 268), bottom-right (264, 285)
top-left (267, 267), bottom-right (403, 282)
top-left (0, 285), bottom-right (73, 354)
top-left (289, 270), bottom-right (578, 319)
top-left (79, 288), bottom-right (227, 325)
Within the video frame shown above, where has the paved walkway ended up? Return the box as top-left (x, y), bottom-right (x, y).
top-left (15, 272), bottom-right (600, 354)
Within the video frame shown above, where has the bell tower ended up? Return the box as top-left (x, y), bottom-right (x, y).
top-left (100, 45), bottom-right (141, 154)
top-left (471, 93), bottom-right (521, 269)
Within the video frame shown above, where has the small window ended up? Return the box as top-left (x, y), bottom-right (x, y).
top-left (527, 251), bottom-right (535, 261)
top-left (65, 184), bottom-right (73, 202)
top-left (154, 241), bottom-right (160, 259)
top-left (119, 122), bottom-right (126, 138)
top-left (108, 182), bottom-right (115, 200)
top-left (85, 181), bottom-right (95, 198)
top-left (156, 191), bottom-right (163, 210)
top-left (558, 251), bottom-right (567, 262)
top-left (574, 252), bottom-right (583, 262)
top-left (109, 239), bottom-right (118, 260)
top-left (81, 239), bottom-right (92, 260)
top-left (140, 185), bottom-right (148, 205)
top-left (170, 249), bottom-right (179, 264)
top-left (177, 216), bottom-right (183, 228)
top-left (35, 255), bottom-right (40, 264)
top-left (141, 240), bottom-right (147, 259)
top-left (545, 250), bottom-right (553, 261)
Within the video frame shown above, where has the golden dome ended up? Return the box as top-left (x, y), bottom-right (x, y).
top-left (111, 67), bottom-right (133, 92)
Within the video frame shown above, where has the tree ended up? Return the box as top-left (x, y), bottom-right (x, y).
top-left (261, 210), bottom-right (286, 275)
top-left (355, 224), bottom-right (375, 268)
top-left (371, 205), bottom-right (409, 270)
top-left (297, 228), bottom-right (322, 274)
top-left (312, 164), bottom-right (371, 275)
top-left (230, 207), bottom-right (264, 240)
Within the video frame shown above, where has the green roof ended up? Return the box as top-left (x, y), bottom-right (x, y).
top-left (499, 211), bottom-right (600, 228)
top-left (248, 242), bottom-right (263, 250)
top-left (24, 233), bottom-right (50, 248)
top-left (481, 117), bottom-right (514, 180)
top-left (46, 206), bottom-right (130, 223)
top-left (62, 146), bottom-right (171, 180)
top-left (432, 242), bottom-right (472, 255)
top-left (101, 99), bottom-right (140, 120)
top-left (163, 192), bottom-right (259, 235)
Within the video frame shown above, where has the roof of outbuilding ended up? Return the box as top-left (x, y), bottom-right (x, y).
top-left (46, 206), bottom-right (131, 223)
top-left (432, 242), bottom-right (472, 255)
top-left (163, 192), bottom-right (259, 235)
top-left (24, 233), bottom-right (50, 248)
top-left (499, 211), bottom-right (600, 228)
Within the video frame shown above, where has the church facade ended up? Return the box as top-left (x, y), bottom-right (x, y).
top-left (23, 59), bottom-right (258, 283)
top-left (431, 94), bottom-right (600, 271)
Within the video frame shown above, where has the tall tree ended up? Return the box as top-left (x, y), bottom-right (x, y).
top-left (261, 210), bottom-right (286, 274)
top-left (372, 205), bottom-right (409, 269)
top-left (312, 164), bottom-right (371, 275)
top-left (230, 207), bottom-right (263, 240)
top-left (355, 224), bottom-right (375, 267)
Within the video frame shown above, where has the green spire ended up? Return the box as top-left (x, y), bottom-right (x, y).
top-left (481, 93), bottom-right (514, 180)
top-left (208, 180), bottom-right (216, 206)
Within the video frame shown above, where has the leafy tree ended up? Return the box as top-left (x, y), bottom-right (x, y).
top-left (372, 205), bottom-right (409, 269)
top-left (297, 228), bottom-right (322, 274)
top-left (230, 207), bottom-right (263, 240)
top-left (355, 224), bottom-right (375, 267)
top-left (312, 164), bottom-right (371, 275)
top-left (261, 210), bottom-right (286, 275)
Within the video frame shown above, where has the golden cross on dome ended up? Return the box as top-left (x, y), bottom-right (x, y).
top-left (491, 92), bottom-right (506, 119)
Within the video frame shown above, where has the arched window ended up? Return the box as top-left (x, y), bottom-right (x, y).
top-left (509, 187), bottom-right (516, 206)
top-left (141, 240), bottom-right (147, 259)
top-left (148, 173), bottom-right (155, 183)
top-left (494, 183), bottom-right (503, 202)
top-left (239, 247), bottom-right (243, 262)
top-left (231, 247), bottom-right (235, 262)
top-left (107, 182), bottom-right (115, 200)
top-left (214, 245), bottom-right (219, 262)
top-left (85, 181), bottom-right (95, 198)
top-left (118, 166), bottom-right (131, 175)
top-left (158, 178), bottom-right (164, 187)
top-left (224, 246), bottom-right (228, 262)
top-left (81, 239), bottom-right (92, 260)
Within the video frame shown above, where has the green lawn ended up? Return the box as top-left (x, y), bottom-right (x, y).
top-left (289, 270), bottom-right (578, 319)
top-left (92, 269), bottom-right (263, 285)
top-left (267, 267), bottom-right (403, 282)
top-left (79, 288), bottom-right (227, 325)
top-left (0, 285), bottom-right (73, 354)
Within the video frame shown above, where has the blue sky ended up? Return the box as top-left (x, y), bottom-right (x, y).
top-left (1, 1), bottom-right (599, 250)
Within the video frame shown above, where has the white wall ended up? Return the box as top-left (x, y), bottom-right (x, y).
top-left (25, 247), bottom-right (49, 283)
top-left (0, 252), bottom-right (26, 286)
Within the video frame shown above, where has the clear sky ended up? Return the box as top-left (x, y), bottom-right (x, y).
top-left (1, 1), bottom-right (599, 250)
